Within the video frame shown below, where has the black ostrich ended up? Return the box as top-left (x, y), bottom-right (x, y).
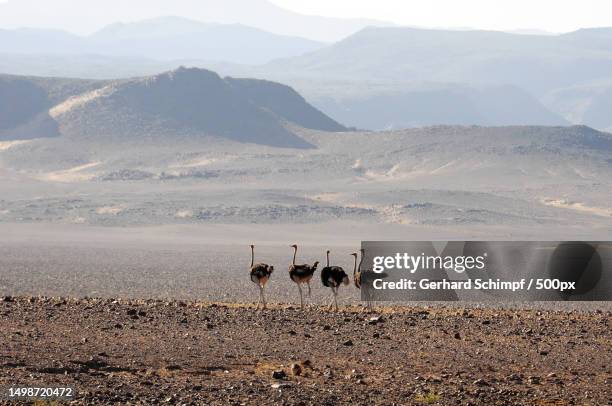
top-left (288, 244), bottom-right (319, 309)
top-left (249, 245), bottom-right (274, 310)
top-left (320, 250), bottom-right (350, 312)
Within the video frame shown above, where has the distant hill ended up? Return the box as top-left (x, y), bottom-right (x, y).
top-left (0, 17), bottom-right (325, 65)
top-left (3, 24), bottom-right (612, 131)
top-left (0, 0), bottom-right (390, 42)
top-left (256, 26), bottom-right (612, 130)
top-left (87, 17), bottom-right (325, 64)
top-left (307, 83), bottom-right (567, 130)
top-left (541, 79), bottom-right (612, 131)
top-left (0, 68), bottom-right (346, 148)
top-left (560, 27), bottom-right (612, 51)
top-left (0, 28), bottom-right (85, 54)
top-left (264, 26), bottom-right (612, 95)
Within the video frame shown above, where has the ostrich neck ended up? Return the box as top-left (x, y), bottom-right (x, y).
top-left (326, 252), bottom-right (330, 267)
top-left (353, 255), bottom-right (358, 275)
top-left (358, 252), bottom-right (364, 272)
top-left (250, 247), bottom-right (254, 268)
top-left (292, 247), bottom-right (297, 265)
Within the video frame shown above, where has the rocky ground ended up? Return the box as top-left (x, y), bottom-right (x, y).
top-left (0, 297), bottom-right (610, 405)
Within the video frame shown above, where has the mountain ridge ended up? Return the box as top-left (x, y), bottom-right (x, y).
top-left (0, 0), bottom-right (390, 42)
top-left (0, 16), bottom-right (325, 65)
top-left (0, 67), bottom-right (346, 148)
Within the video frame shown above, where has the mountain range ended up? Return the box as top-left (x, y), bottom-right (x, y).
top-left (0, 16), bottom-right (324, 64)
top-left (262, 26), bottom-right (612, 95)
top-left (0, 67), bottom-right (345, 148)
top-left (2, 15), bottom-right (612, 131)
top-left (253, 26), bottom-right (612, 130)
top-left (0, 0), bottom-right (389, 42)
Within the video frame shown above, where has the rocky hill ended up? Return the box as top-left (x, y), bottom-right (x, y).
top-left (0, 68), bottom-right (346, 148)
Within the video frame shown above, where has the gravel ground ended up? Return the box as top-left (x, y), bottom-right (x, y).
top-left (1, 242), bottom-right (610, 312)
top-left (0, 297), bottom-right (610, 405)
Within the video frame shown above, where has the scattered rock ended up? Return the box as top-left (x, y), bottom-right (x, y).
top-left (528, 376), bottom-right (541, 385)
top-left (290, 363), bottom-right (303, 376)
top-left (473, 379), bottom-right (489, 386)
top-left (507, 373), bottom-right (522, 382)
top-left (0, 299), bottom-right (607, 404)
top-left (368, 316), bottom-right (384, 325)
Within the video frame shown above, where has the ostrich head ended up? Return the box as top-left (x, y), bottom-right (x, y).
top-left (250, 244), bottom-right (255, 249)
top-left (312, 261), bottom-right (320, 270)
top-left (290, 244), bottom-right (298, 249)
top-left (267, 265), bottom-right (275, 274)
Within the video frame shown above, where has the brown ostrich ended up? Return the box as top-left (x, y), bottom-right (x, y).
top-left (320, 250), bottom-right (350, 312)
top-left (354, 248), bottom-right (374, 313)
top-left (288, 244), bottom-right (319, 309)
top-left (249, 245), bottom-right (274, 310)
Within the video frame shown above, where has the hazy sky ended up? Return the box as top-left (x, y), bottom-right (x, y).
top-left (270, 0), bottom-right (612, 33)
top-left (0, 0), bottom-right (611, 35)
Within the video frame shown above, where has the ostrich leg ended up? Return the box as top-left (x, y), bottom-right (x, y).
top-left (298, 284), bottom-right (304, 309)
top-left (255, 286), bottom-right (262, 310)
top-left (333, 287), bottom-right (339, 312)
top-left (327, 292), bottom-right (334, 311)
top-left (259, 286), bottom-right (266, 310)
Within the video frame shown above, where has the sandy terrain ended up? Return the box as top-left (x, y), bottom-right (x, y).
top-left (0, 297), bottom-right (610, 405)
top-left (0, 124), bottom-right (610, 405)
top-left (1, 224), bottom-right (610, 310)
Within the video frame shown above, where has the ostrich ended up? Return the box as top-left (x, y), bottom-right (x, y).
top-left (354, 248), bottom-right (375, 313)
top-left (249, 245), bottom-right (274, 310)
top-left (320, 250), bottom-right (350, 312)
top-left (288, 244), bottom-right (319, 309)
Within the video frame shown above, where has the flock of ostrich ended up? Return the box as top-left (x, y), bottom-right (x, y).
top-left (249, 244), bottom-right (373, 312)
